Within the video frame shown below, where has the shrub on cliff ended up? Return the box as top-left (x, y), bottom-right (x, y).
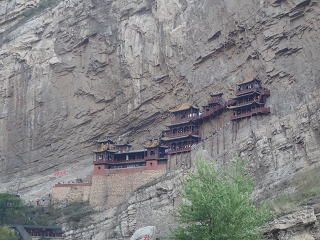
top-left (0, 193), bottom-right (27, 225)
top-left (0, 227), bottom-right (19, 240)
top-left (166, 156), bottom-right (272, 240)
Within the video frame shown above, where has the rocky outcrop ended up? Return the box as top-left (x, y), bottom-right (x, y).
top-left (0, 0), bottom-right (319, 202)
top-left (130, 226), bottom-right (156, 240)
top-left (0, 0), bottom-right (319, 238)
top-left (62, 171), bottom-right (320, 240)
top-left (264, 207), bottom-right (320, 240)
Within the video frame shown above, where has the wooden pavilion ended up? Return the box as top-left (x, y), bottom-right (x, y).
top-left (162, 103), bottom-right (200, 154)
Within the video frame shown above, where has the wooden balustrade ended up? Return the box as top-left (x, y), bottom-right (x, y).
top-left (168, 131), bottom-right (199, 139)
top-left (168, 146), bottom-right (192, 154)
top-left (231, 107), bottom-right (270, 120)
top-left (93, 158), bottom-right (145, 164)
top-left (170, 115), bottom-right (198, 125)
top-left (236, 87), bottom-right (270, 96)
top-left (207, 98), bottom-right (220, 105)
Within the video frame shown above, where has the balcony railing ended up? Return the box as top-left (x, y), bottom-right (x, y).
top-left (168, 131), bottom-right (199, 139)
top-left (236, 87), bottom-right (270, 96)
top-left (230, 107), bottom-right (270, 120)
top-left (207, 98), bottom-right (220, 105)
top-left (144, 155), bottom-right (157, 160)
top-left (235, 99), bottom-right (255, 106)
top-left (169, 115), bottom-right (199, 125)
top-left (168, 146), bottom-right (192, 154)
top-left (93, 158), bottom-right (145, 164)
top-left (197, 105), bottom-right (225, 120)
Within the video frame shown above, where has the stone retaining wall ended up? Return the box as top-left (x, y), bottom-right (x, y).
top-left (52, 184), bottom-right (92, 203)
top-left (89, 169), bottom-right (166, 209)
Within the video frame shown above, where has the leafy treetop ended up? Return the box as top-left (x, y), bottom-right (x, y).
top-left (166, 156), bottom-right (272, 240)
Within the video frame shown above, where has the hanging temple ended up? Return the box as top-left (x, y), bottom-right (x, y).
top-left (92, 78), bottom-right (270, 174)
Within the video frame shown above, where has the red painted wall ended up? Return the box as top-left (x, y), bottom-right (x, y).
top-left (146, 160), bottom-right (167, 170)
top-left (94, 164), bottom-right (107, 175)
top-left (93, 162), bottom-right (167, 175)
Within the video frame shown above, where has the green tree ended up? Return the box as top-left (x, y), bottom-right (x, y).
top-left (167, 156), bottom-right (272, 240)
top-left (0, 227), bottom-right (19, 240)
top-left (0, 194), bottom-right (24, 225)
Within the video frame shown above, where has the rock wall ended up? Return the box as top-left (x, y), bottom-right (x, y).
top-left (63, 170), bottom-right (185, 240)
top-left (62, 170), bottom-right (320, 240)
top-left (52, 183), bottom-right (92, 203)
top-left (0, 0), bottom-right (319, 237)
top-left (89, 169), bottom-right (166, 209)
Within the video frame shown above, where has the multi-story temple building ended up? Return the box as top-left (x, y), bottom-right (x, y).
top-left (227, 78), bottom-right (270, 120)
top-left (93, 139), bottom-right (146, 174)
top-left (197, 93), bottom-right (227, 122)
top-left (161, 103), bottom-right (201, 154)
top-left (92, 78), bottom-right (270, 175)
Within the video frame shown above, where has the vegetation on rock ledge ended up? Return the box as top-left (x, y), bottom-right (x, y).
top-left (166, 156), bottom-right (272, 240)
top-left (267, 164), bottom-right (320, 217)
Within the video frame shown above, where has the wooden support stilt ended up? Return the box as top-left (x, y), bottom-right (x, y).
top-left (232, 120), bottom-right (234, 143)
top-left (223, 126), bottom-right (225, 150)
top-left (235, 120), bottom-right (238, 142)
top-left (217, 131), bottom-right (219, 154)
top-left (176, 153), bottom-right (178, 166)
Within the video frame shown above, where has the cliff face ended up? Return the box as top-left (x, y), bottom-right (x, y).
top-left (0, 0), bottom-right (319, 203)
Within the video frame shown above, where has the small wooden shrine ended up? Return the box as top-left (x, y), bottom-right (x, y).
top-left (92, 139), bottom-right (146, 174)
top-left (197, 93), bottom-right (227, 122)
top-left (93, 139), bottom-right (118, 163)
top-left (142, 136), bottom-right (168, 169)
top-left (162, 103), bottom-right (200, 154)
top-left (92, 78), bottom-right (271, 174)
top-left (228, 78), bottom-right (270, 120)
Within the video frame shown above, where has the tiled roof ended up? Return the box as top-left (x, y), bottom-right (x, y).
top-left (164, 119), bottom-right (197, 127)
top-left (231, 91), bottom-right (261, 100)
top-left (236, 78), bottom-right (261, 86)
top-left (227, 101), bottom-right (264, 110)
top-left (162, 134), bottom-right (200, 141)
top-left (92, 145), bottom-right (117, 153)
top-left (210, 92), bottom-right (223, 97)
top-left (168, 103), bottom-right (198, 113)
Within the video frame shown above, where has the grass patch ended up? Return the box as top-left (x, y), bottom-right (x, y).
top-left (0, 0), bottom-right (61, 42)
top-left (20, 0), bottom-right (58, 18)
top-left (266, 165), bottom-right (320, 217)
top-left (134, 173), bottom-right (172, 193)
top-left (61, 201), bottom-right (95, 228)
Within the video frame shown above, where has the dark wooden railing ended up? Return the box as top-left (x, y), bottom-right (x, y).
top-left (144, 155), bottom-right (158, 160)
top-left (235, 99), bottom-right (255, 106)
top-left (168, 131), bottom-right (199, 139)
top-left (230, 107), bottom-right (270, 120)
top-left (93, 158), bottom-right (145, 164)
top-left (236, 87), bottom-right (270, 96)
top-left (197, 105), bottom-right (225, 120)
top-left (207, 98), bottom-right (220, 105)
top-left (169, 115), bottom-right (198, 125)
top-left (168, 146), bottom-right (192, 154)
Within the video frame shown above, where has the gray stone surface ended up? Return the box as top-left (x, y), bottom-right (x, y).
top-left (130, 226), bottom-right (156, 240)
top-left (0, 0), bottom-right (319, 238)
